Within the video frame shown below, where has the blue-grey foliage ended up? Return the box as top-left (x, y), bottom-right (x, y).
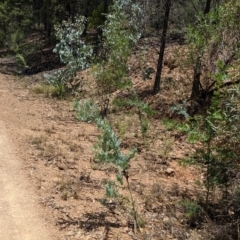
top-left (44, 16), bottom-right (93, 96)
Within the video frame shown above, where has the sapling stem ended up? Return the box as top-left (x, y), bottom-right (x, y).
top-left (123, 169), bottom-right (140, 234)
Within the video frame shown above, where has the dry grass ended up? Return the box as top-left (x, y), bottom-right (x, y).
top-left (32, 84), bottom-right (58, 97)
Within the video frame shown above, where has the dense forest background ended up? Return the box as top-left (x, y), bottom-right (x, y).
top-left (1, 0), bottom-right (240, 239)
top-left (0, 0), bottom-right (221, 55)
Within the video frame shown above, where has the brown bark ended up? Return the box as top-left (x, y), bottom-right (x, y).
top-left (204, 0), bottom-right (212, 14)
top-left (190, 56), bottom-right (202, 100)
top-left (153, 0), bottom-right (171, 95)
top-left (189, 0), bottom-right (212, 114)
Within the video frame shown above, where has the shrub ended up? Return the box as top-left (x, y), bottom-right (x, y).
top-left (44, 16), bottom-right (93, 97)
top-left (74, 99), bottom-right (141, 229)
top-left (93, 0), bottom-right (143, 93)
top-left (73, 99), bottom-right (100, 123)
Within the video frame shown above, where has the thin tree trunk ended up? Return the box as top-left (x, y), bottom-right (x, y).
top-left (189, 0), bottom-right (211, 114)
top-left (191, 56), bottom-right (202, 100)
top-left (204, 0), bottom-right (211, 14)
top-left (153, 0), bottom-right (171, 95)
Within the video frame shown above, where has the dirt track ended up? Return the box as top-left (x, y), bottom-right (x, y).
top-left (0, 74), bottom-right (55, 240)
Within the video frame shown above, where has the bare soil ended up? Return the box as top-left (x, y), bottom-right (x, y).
top-left (0, 44), bottom-right (205, 240)
top-left (0, 121), bottom-right (56, 240)
top-left (0, 74), bottom-right (58, 239)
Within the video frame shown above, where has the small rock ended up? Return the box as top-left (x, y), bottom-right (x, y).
top-left (75, 231), bottom-right (83, 238)
top-left (58, 165), bottom-right (65, 170)
top-left (165, 167), bottom-right (175, 176)
top-left (163, 216), bottom-right (170, 223)
top-left (65, 231), bottom-right (74, 236)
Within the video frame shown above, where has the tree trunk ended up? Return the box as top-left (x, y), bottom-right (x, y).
top-left (153, 0), bottom-right (171, 95)
top-left (191, 57), bottom-right (202, 100)
top-left (189, 0), bottom-right (212, 114)
top-left (204, 0), bottom-right (212, 14)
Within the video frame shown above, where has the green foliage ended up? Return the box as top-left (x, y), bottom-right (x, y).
top-left (15, 53), bottom-right (27, 70)
top-left (94, 115), bottom-right (141, 228)
top-left (91, 0), bottom-right (151, 141)
top-left (94, 118), bottom-right (137, 170)
top-left (142, 67), bottom-right (155, 81)
top-left (53, 16), bottom-right (92, 68)
top-left (0, 0), bottom-right (36, 72)
top-left (144, 0), bottom-right (205, 37)
top-left (104, 180), bottom-right (119, 198)
top-left (116, 98), bottom-right (151, 116)
top-left (180, 200), bottom-right (202, 226)
top-left (0, 0), bottom-right (33, 49)
top-left (74, 99), bottom-right (141, 229)
top-left (178, 73), bottom-right (240, 203)
top-left (113, 88), bottom-right (152, 138)
top-left (44, 16), bottom-right (93, 97)
top-left (162, 118), bottom-right (178, 130)
top-left (0, 2), bottom-right (8, 36)
top-left (182, 1), bottom-right (240, 207)
top-left (130, 99), bottom-right (151, 138)
top-left (32, 84), bottom-right (58, 97)
top-left (44, 71), bottom-right (65, 97)
top-left (187, 0), bottom-right (240, 66)
top-left (0, 32), bottom-right (4, 48)
top-left (182, 200), bottom-right (201, 217)
top-left (73, 99), bottom-right (100, 123)
top-left (9, 29), bottom-right (24, 53)
top-left (88, 3), bottom-right (105, 29)
top-left (94, 0), bottom-right (143, 93)
top-left (170, 100), bottom-right (190, 119)
top-left (115, 120), bottom-right (128, 138)
top-left (171, 0), bottom-right (202, 30)
top-left (74, 99), bottom-right (137, 199)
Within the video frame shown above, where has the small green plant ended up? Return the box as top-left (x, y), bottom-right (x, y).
top-left (180, 200), bottom-right (202, 226)
top-left (94, 118), bottom-right (136, 166)
top-left (170, 99), bottom-right (190, 119)
top-left (44, 16), bottom-right (93, 98)
top-left (142, 67), bottom-right (155, 81)
top-left (44, 71), bottom-right (66, 97)
top-left (115, 120), bottom-right (128, 138)
top-left (32, 84), bottom-right (47, 94)
top-left (103, 180), bottom-right (119, 198)
top-left (73, 99), bottom-right (100, 123)
top-left (162, 137), bottom-right (174, 157)
top-left (74, 99), bottom-right (142, 231)
top-left (162, 118), bottom-right (178, 130)
top-left (15, 53), bottom-right (27, 72)
top-left (127, 96), bottom-right (152, 139)
top-left (113, 89), bottom-right (152, 139)
top-left (61, 191), bottom-right (68, 201)
top-left (57, 177), bottom-right (78, 201)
